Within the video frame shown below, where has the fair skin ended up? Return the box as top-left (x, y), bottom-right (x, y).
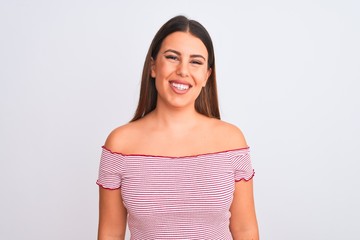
top-left (98, 31), bottom-right (259, 240)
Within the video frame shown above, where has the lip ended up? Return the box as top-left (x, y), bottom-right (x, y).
top-left (169, 80), bottom-right (192, 94)
top-left (169, 80), bottom-right (192, 86)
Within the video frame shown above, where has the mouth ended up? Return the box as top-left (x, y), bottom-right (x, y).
top-left (169, 81), bottom-right (192, 91)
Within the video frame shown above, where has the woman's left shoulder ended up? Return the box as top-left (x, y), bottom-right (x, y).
top-left (209, 119), bottom-right (248, 149)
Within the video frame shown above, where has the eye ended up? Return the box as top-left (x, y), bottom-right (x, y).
top-left (190, 60), bottom-right (204, 65)
top-left (165, 55), bottom-right (179, 61)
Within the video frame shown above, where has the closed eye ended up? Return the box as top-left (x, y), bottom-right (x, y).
top-left (165, 55), bottom-right (179, 61)
top-left (190, 60), bottom-right (203, 65)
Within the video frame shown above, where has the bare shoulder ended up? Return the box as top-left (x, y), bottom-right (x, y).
top-left (104, 121), bottom-right (142, 152)
top-left (209, 119), bottom-right (248, 149)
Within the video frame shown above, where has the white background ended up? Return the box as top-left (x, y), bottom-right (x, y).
top-left (1, 0), bottom-right (359, 239)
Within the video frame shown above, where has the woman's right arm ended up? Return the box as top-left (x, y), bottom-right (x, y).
top-left (98, 187), bottom-right (127, 240)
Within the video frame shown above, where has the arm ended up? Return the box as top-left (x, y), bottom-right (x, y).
top-left (98, 187), bottom-right (127, 240)
top-left (229, 179), bottom-right (259, 240)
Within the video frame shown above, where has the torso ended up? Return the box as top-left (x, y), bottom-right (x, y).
top-left (101, 111), bottom-right (252, 239)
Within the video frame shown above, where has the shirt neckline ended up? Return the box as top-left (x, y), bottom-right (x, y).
top-left (102, 145), bottom-right (250, 159)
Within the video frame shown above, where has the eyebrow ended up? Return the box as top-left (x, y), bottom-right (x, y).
top-left (163, 49), bottom-right (206, 61)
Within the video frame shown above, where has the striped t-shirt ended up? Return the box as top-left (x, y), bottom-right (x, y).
top-left (97, 146), bottom-right (254, 240)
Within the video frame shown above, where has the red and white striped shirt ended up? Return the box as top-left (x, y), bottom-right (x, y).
top-left (97, 146), bottom-right (254, 240)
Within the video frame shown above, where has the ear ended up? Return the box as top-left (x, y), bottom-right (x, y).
top-left (150, 57), bottom-right (156, 78)
top-left (203, 68), bottom-right (212, 87)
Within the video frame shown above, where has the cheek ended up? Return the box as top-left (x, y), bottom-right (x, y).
top-left (157, 60), bottom-right (175, 73)
top-left (193, 69), bottom-right (209, 83)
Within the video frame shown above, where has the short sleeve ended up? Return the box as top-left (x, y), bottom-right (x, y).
top-left (231, 148), bottom-right (255, 182)
top-left (96, 146), bottom-right (124, 189)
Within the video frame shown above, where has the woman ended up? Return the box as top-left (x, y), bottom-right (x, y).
top-left (97, 15), bottom-right (259, 240)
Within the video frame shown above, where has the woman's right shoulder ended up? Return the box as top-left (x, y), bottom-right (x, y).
top-left (103, 121), bottom-right (140, 152)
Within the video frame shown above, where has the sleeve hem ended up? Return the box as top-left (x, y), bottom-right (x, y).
top-left (235, 170), bottom-right (255, 182)
top-left (96, 181), bottom-right (121, 190)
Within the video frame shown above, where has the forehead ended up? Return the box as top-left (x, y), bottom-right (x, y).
top-left (160, 31), bottom-right (208, 58)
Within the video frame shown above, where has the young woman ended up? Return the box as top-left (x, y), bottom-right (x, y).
top-left (97, 15), bottom-right (259, 240)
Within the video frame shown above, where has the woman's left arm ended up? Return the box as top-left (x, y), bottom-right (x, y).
top-left (229, 179), bottom-right (259, 240)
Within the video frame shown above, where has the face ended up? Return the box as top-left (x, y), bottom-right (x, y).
top-left (151, 31), bottom-right (212, 110)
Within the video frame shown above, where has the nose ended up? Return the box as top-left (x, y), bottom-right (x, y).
top-left (176, 61), bottom-right (189, 77)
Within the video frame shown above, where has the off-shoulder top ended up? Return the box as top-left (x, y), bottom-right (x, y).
top-left (97, 146), bottom-right (255, 240)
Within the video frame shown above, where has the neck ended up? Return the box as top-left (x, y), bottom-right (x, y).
top-left (150, 104), bottom-right (204, 131)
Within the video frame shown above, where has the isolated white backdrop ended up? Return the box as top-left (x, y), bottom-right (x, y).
top-left (1, 0), bottom-right (359, 239)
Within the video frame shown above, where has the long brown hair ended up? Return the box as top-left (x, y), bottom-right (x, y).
top-left (131, 15), bottom-right (220, 122)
